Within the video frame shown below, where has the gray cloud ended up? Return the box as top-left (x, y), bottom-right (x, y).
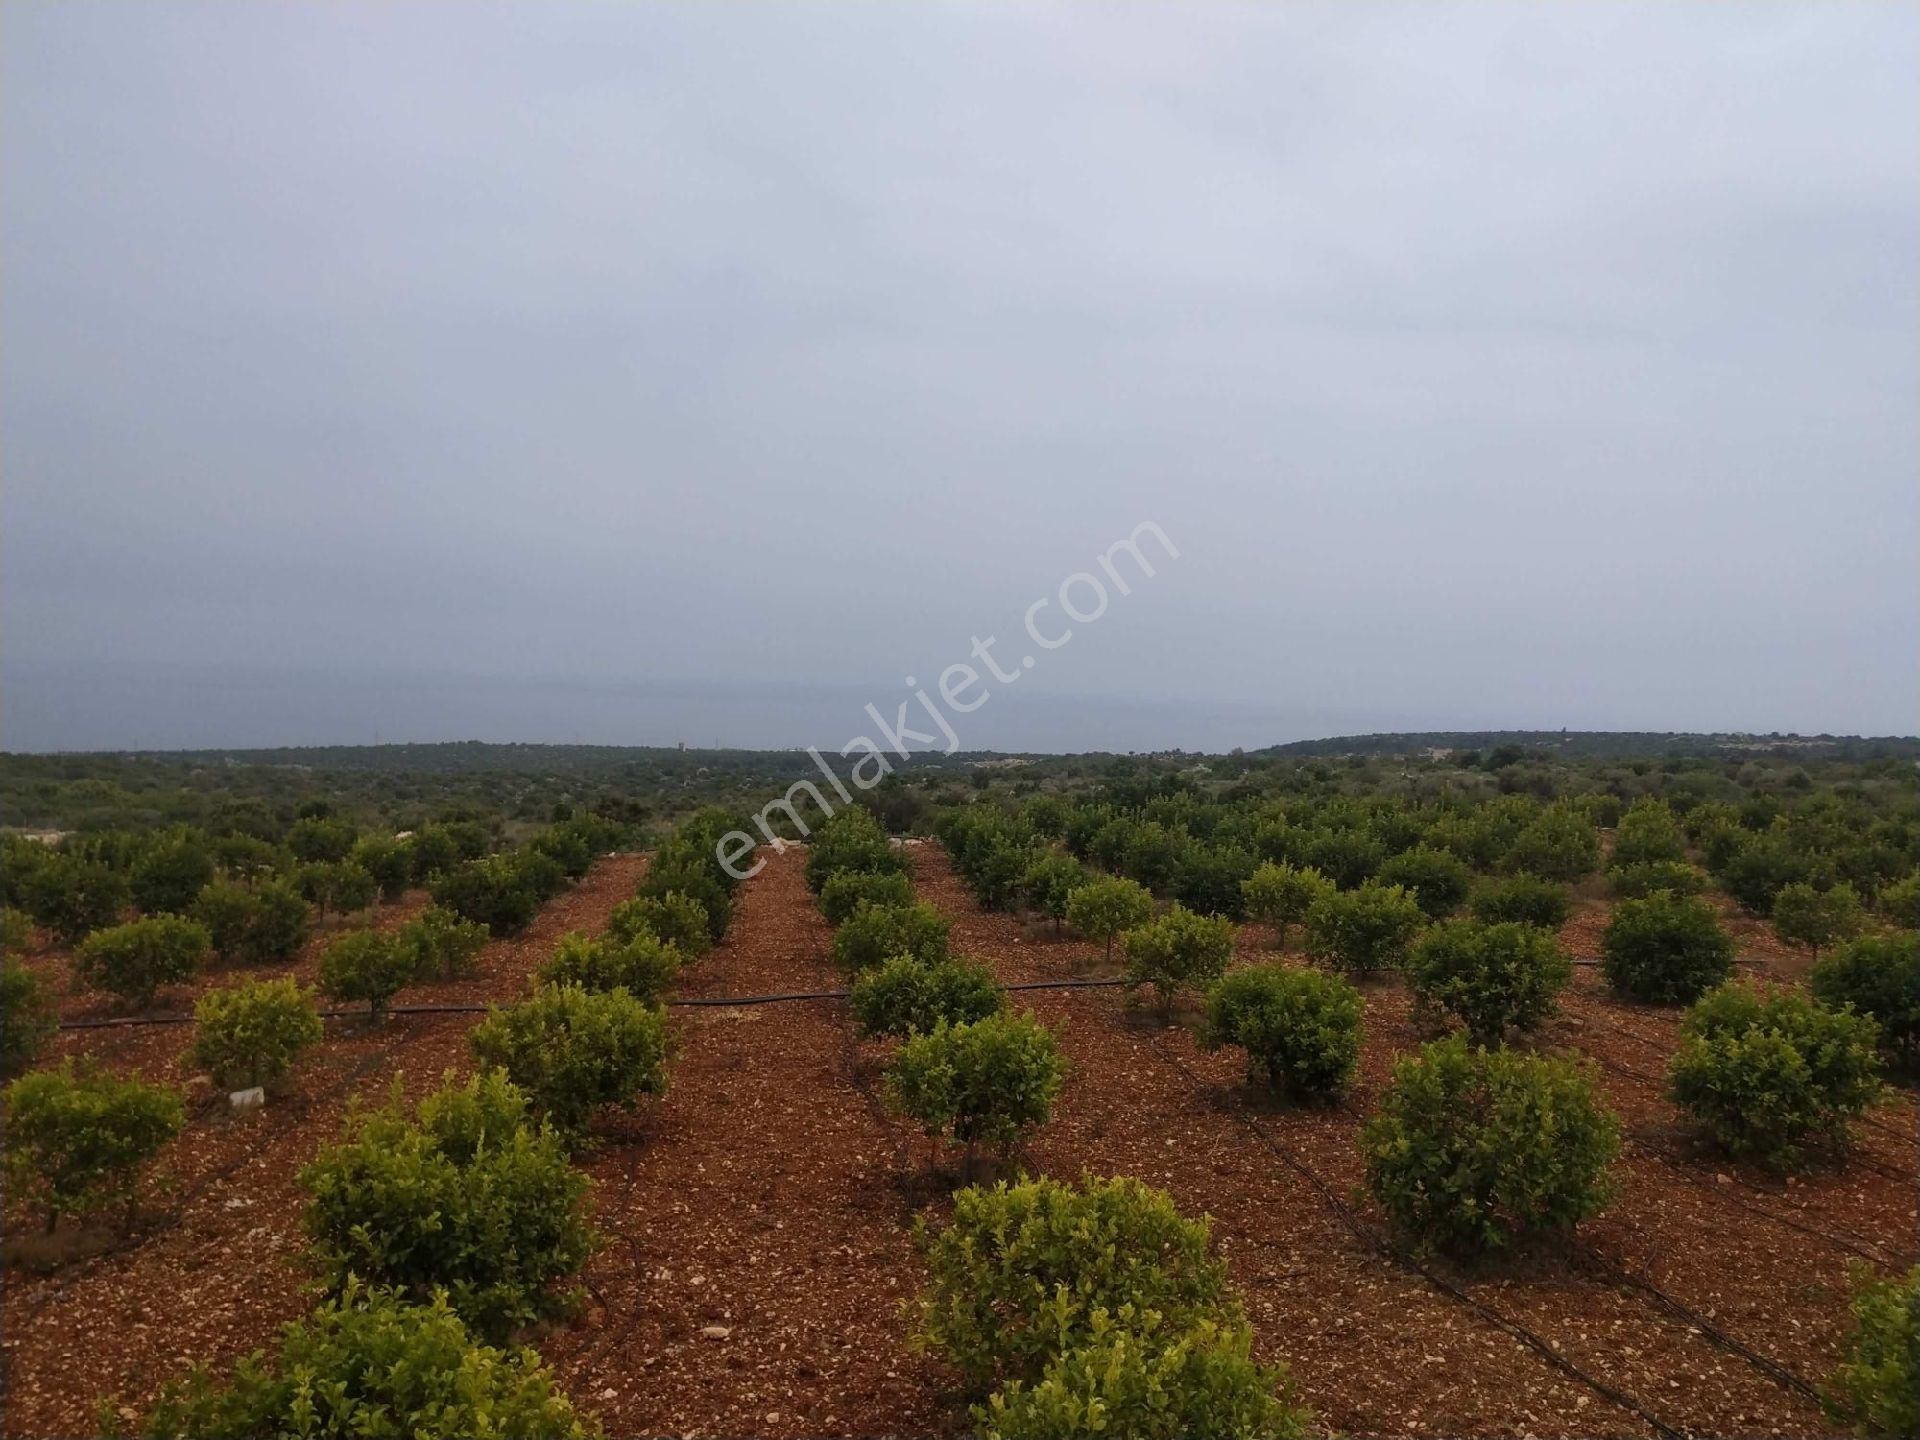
top-left (3, 2), bottom-right (1914, 751)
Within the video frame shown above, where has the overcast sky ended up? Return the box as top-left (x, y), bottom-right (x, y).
top-left (3, 2), bottom-right (1914, 753)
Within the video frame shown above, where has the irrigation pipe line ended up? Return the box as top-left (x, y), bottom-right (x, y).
top-left (55, 977), bottom-right (1133, 1031)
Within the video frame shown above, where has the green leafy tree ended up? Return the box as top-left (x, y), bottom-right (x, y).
top-left (540, 929), bottom-right (681, 1004)
top-left (317, 931), bottom-right (414, 1021)
top-left (1469, 874), bottom-right (1572, 930)
top-left (816, 869), bottom-right (916, 927)
top-left (1021, 853), bottom-right (1090, 931)
top-left (914, 1173), bottom-right (1228, 1388)
top-left (190, 977), bottom-right (324, 1092)
top-left (606, 891), bottom-right (712, 957)
top-left (1503, 804), bottom-right (1601, 883)
top-left (192, 879), bottom-right (311, 966)
top-left (469, 983), bottom-right (672, 1138)
top-left (1239, 862), bottom-right (1333, 951)
top-left (142, 1281), bottom-right (598, 1440)
top-left (301, 1070), bottom-right (596, 1339)
top-left (1874, 872), bottom-right (1920, 929)
top-left (1, 959), bottom-right (57, 1077)
top-left (1826, 1264), bottom-right (1919, 1438)
top-left (831, 901), bottom-right (951, 975)
top-left (886, 1011), bottom-right (1064, 1169)
top-left (1600, 890), bottom-right (1734, 1004)
top-left (1771, 881), bottom-right (1864, 957)
top-left (1668, 981), bottom-right (1882, 1167)
top-left (1171, 845), bottom-right (1257, 921)
top-left (1405, 919), bottom-right (1572, 1046)
top-left (1376, 846), bottom-right (1473, 920)
top-left (1813, 934), bottom-right (1920, 1066)
top-left (1064, 876), bottom-right (1155, 963)
top-left (1606, 859), bottom-right (1707, 899)
top-left (850, 955), bottom-right (1004, 1039)
top-left (1201, 965), bottom-right (1362, 1098)
top-left (1122, 904), bottom-right (1235, 1015)
top-left (350, 837), bottom-right (415, 903)
top-left (1303, 881), bottom-right (1424, 977)
top-left (294, 861), bottom-right (378, 919)
top-left (22, 856), bottom-right (130, 945)
top-left (398, 905), bottom-right (489, 981)
top-left (1361, 1037), bottom-right (1620, 1255)
top-left (285, 816), bottom-right (357, 864)
top-left (1611, 799), bottom-right (1688, 867)
top-left (129, 832), bottom-right (216, 915)
top-left (3, 1060), bottom-right (184, 1232)
top-left (73, 915), bottom-right (210, 1008)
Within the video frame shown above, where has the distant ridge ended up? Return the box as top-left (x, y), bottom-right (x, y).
top-left (1258, 730), bottom-right (1920, 760)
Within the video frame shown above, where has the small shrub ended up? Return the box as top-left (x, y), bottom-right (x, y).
top-left (1303, 881), bottom-right (1425, 978)
top-left (1771, 882), bottom-right (1864, 956)
top-left (1503, 805), bottom-right (1601, 883)
top-left (1201, 965), bottom-right (1361, 1098)
top-left (1606, 860), bottom-right (1707, 899)
top-left (1171, 845), bottom-right (1257, 921)
top-left (469, 983), bottom-right (672, 1137)
top-left (1376, 847), bottom-right (1473, 920)
top-left (142, 1281), bottom-right (596, 1440)
top-left (294, 861), bottom-right (378, 918)
top-left (817, 868), bottom-right (916, 927)
top-left (1874, 872), bottom-right (1920, 929)
top-left (398, 905), bottom-right (489, 981)
top-left (1611, 799), bottom-right (1689, 867)
top-left (977, 1309), bottom-right (1309, 1440)
top-left (1240, 862), bottom-right (1333, 951)
top-left (1361, 1036), bottom-right (1620, 1254)
top-left (405, 824), bottom-right (465, 882)
top-left (540, 929), bottom-right (681, 1004)
top-left (1469, 874), bottom-right (1573, 930)
top-left (1827, 1264), bottom-right (1919, 1438)
top-left (129, 833), bottom-right (216, 916)
top-left (73, 915), bottom-right (209, 1008)
top-left (192, 879), bottom-right (311, 966)
top-left (190, 977), bottom-right (323, 1092)
top-left (831, 900), bottom-right (951, 975)
top-left (850, 955), bottom-right (1004, 1038)
top-left (914, 1173), bottom-right (1228, 1388)
top-left (804, 808), bottom-right (904, 893)
top-left (350, 837), bottom-right (415, 902)
top-left (1669, 981), bottom-right (1882, 1167)
top-left (1, 959), bottom-right (57, 1077)
top-left (2, 1060), bottom-right (184, 1231)
top-left (1601, 890), bottom-right (1734, 1004)
top-left (431, 855), bottom-right (544, 937)
top-left (1405, 919), bottom-right (1572, 1046)
top-left (886, 1011), bottom-right (1064, 1161)
top-left (1064, 876), bottom-right (1155, 963)
top-left (1122, 904), bottom-right (1235, 1013)
top-left (2, 905), bottom-right (33, 954)
top-left (316, 931), bottom-right (414, 1021)
top-left (635, 862), bottom-right (732, 943)
top-left (1020, 853), bottom-right (1089, 930)
top-left (606, 891), bottom-right (712, 957)
top-left (22, 856), bottom-right (130, 945)
top-left (301, 1070), bottom-right (596, 1339)
top-left (1813, 934), bottom-right (1920, 1065)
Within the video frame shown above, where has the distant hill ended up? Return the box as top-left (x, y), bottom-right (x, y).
top-left (1257, 730), bottom-right (1920, 761)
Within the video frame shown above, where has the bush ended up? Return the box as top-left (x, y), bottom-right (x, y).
top-left (1405, 919), bottom-right (1572, 1046)
top-left (1771, 882), bottom-right (1864, 956)
top-left (470, 983), bottom-right (672, 1137)
top-left (1122, 904), bottom-right (1235, 1013)
top-left (817, 868), bottom-right (916, 927)
top-left (1813, 934), bottom-right (1920, 1065)
top-left (1020, 853), bottom-right (1090, 930)
top-left (294, 861), bottom-right (378, 918)
top-left (1376, 847), bottom-right (1473, 920)
top-left (1361, 1037), bottom-right (1619, 1255)
top-left (1, 959), bottom-right (57, 1077)
top-left (1503, 805), bottom-right (1600, 883)
top-left (22, 855), bottom-right (130, 945)
top-left (1875, 872), bottom-right (1920, 929)
top-left (129, 833), bottom-right (216, 916)
top-left (192, 879), bottom-right (312, 966)
top-left (1600, 890), bottom-right (1734, 1004)
top-left (1469, 874), bottom-right (1573, 930)
top-left (398, 905), bottom-right (489, 981)
top-left (209, 833), bottom-right (285, 882)
top-left (431, 855), bottom-right (544, 937)
top-left (851, 955), bottom-right (1004, 1038)
top-left (405, 824), bottom-right (465, 882)
top-left (1611, 799), bottom-right (1688, 867)
top-left (142, 1281), bottom-right (596, 1440)
top-left (300, 1070), bottom-right (596, 1339)
top-left (350, 837), bottom-right (415, 902)
top-left (190, 977), bottom-right (323, 1092)
top-left (886, 1011), bottom-right (1064, 1161)
top-left (831, 901), bottom-right (951, 975)
top-left (606, 891), bottom-right (712, 957)
top-left (2, 1060), bottom-right (184, 1231)
top-left (1303, 881), bottom-right (1425, 978)
top-left (1715, 833), bottom-right (1813, 916)
top-left (73, 915), bottom-right (209, 1007)
top-left (1607, 859), bottom-right (1707, 899)
top-left (285, 816), bottom-right (357, 864)
top-left (1294, 827), bottom-right (1384, 889)
top-left (635, 861), bottom-right (732, 944)
top-left (977, 1309), bottom-right (1308, 1440)
top-left (915, 1173), bottom-right (1228, 1388)
top-left (1827, 1265), bottom-right (1919, 1438)
top-left (540, 929), bottom-right (681, 1004)
top-left (316, 931), bottom-right (414, 1021)
top-left (1240, 862), bottom-right (1333, 950)
top-left (1668, 981), bottom-right (1882, 1167)
top-left (1171, 845), bottom-right (1257, 921)
top-left (805, 808), bottom-right (905, 893)
top-left (1064, 876), bottom-right (1155, 963)
top-left (1201, 965), bottom-right (1362, 1098)
top-left (2, 904), bottom-right (33, 954)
